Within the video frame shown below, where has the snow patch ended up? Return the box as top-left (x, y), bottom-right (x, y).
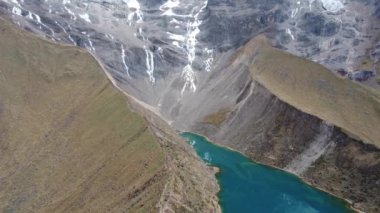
top-left (167, 32), bottom-right (186, 42)
top-left (124, 0), bottom-right (140, 9)
top-left (64, 6), bottom-right (77, 20)
top-left (126, 0), bottom-right (143, 24)
top-left (160, 0), bottom-right (179, 10)
top-left (79, 13), bottom-right (91, 23)
top-left (286, 28), bottom-right (295, 40)
top-left (11, 6), bottom-right (22, 16)
top-left (105, 34), bottom-right (114, 40)
top-left (160, 0), bottom-right (180, 16)
top-left (181, 65), bottom-right (197, 94)
top-left (172, 41), bottom-right (181, 48)
top-left (204, 48), bottom-right (213, 72)
top-left (169, 18), bottom-right (181, 24)
top-left (320, 0), bottom-right (343, 13)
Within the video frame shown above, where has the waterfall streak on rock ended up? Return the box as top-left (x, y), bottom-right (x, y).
top-left (144, 46), bottom-right (155, 83)
top-left (180, 0), bottom-right (209, 94)
top-left (121, 44), bottom-right (131, 78)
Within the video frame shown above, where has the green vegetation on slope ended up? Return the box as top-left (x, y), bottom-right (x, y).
top-left (243, 36), bottom-right (380, 147)
top-left (202, 108), bottom-right (231, 127)
top-left (0, 18), bottom-right (166, 212)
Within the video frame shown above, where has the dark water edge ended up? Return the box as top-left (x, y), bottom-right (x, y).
top-left (182, 132), bottom-right (355, 213)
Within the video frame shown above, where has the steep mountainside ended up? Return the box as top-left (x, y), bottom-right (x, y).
top-left (0, 18), bottom-right (220, 213)
top-left (247, 36), bottom-right (380, 147)
top-left (191, 37), bottom-right (380, 212)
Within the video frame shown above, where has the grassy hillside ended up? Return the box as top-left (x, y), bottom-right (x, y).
top-left (243, 36), bottom-right (380, 148)
top-left (0, 18), bottom-right (167, 212)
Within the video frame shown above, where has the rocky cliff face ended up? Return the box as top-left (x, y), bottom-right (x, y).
top-left (1, 0), bottom-right (380, 212)
top-left (1, 0), bottom-right (379, 105)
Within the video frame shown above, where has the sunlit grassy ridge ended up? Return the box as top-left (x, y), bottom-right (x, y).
top-left (244, 36), bottom-right (380, 147)
top-left (0, 18), bottom-right (166, 212)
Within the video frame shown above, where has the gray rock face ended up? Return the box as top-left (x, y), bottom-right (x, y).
top-left (1, 0), bottom-right (379, 108)
top-left (348, 70), bottom-right (376, 81)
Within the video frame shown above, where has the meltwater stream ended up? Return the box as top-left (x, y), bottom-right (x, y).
top-left (182, 133), bottom-right (354, 213)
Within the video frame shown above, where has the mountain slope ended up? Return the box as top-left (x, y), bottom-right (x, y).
top-left (0, 18), bottom-right (220, 212)
top-left (245, 36), bottom-right (380, 148)
top-left (190, 35), bottom-right (380, 212)
top-left (0, 17), bottom-right (165, 212)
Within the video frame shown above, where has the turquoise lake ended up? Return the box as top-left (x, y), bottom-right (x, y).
top-left (182, 132), bottom-right (354, 213)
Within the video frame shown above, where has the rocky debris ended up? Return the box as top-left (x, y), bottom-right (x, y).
top-left (336, 68), bottom-right (348, 77)
top-left (300, 13), bottom-right (339, 37)
top-left (348, 70), bottom-right (376, 82)
top-left (285, 123), bottom-right (334, 175)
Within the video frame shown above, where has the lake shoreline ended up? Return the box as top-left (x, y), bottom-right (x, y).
top-left (183, 131), bottom-right (362, 213)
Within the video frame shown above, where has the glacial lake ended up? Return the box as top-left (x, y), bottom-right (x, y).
top-left (182, 132), bottom-right (354, 213)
